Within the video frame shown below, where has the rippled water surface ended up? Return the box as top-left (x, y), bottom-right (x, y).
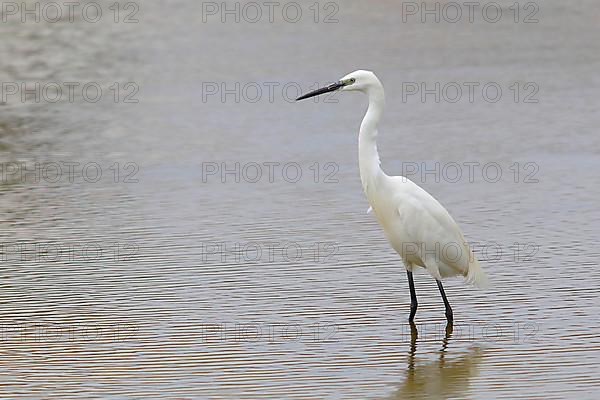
top-left (2, 0), bottom-right (600, 398)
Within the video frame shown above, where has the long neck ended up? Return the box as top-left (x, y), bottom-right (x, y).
top-left (359, 85), bottom-right (385, 193)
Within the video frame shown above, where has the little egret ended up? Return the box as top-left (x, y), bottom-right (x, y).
top-left (296, 70), bottom-right (487, 323)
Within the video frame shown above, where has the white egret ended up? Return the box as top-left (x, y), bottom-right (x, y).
top-left (297, 70), bottom-right (487, 323)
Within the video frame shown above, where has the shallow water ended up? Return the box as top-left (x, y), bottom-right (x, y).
top-left (1, 0), bottom-right (600, 398)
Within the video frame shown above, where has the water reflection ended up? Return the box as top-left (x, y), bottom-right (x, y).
top-left (393, 323), bottom-right (484, 400)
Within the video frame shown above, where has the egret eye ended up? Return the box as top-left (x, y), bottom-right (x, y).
top-left (350, 78), bottom-right (356, 84)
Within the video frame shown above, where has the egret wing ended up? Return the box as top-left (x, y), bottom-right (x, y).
top-left (391, 177), bottom-right (474, 278)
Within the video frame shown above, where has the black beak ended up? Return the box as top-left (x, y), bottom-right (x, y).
top-left (296, 81), bottom-right (345, 101)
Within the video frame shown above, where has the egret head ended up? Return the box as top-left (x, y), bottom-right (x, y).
top-left (296, 70), bottom-right (381, 101)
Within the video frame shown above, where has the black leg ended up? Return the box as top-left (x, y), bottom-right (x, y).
top-left (436, 279), bottom-right (453, 323)
top-left (407, 271), bottom-right (418, 322)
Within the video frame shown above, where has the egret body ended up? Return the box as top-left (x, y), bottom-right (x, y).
top-left (297, 70), bottom-right (487, 323)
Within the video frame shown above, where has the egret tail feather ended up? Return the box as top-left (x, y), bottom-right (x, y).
top-left (465, 258), bottom-right (488, 289)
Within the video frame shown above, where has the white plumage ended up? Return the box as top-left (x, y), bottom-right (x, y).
top-left (297, 70), bottom-right (487, 322)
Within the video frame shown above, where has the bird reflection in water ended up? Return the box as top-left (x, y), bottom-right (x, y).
top-left (393, 322), bottom-right (485, 399)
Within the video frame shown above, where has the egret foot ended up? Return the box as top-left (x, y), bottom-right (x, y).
top-left (445, 309), bottom-right (454, 324)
